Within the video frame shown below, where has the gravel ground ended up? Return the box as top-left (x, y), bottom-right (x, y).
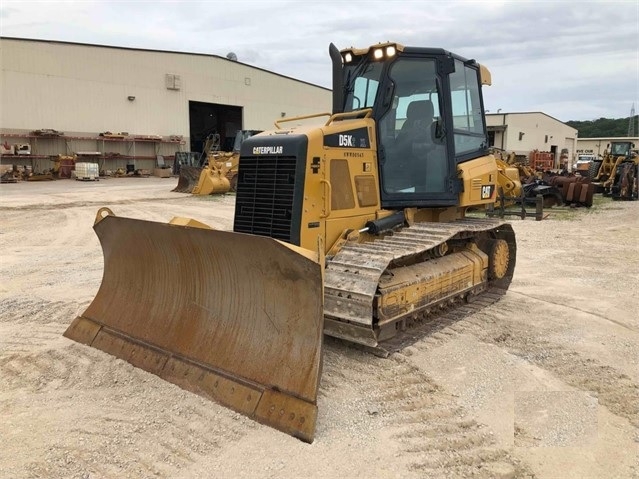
top-left (0, 177), bottom-right (637, 479)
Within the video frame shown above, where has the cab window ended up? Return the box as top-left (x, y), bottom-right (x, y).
top-left (450, 60), bottom-right (486, 156)
top-left (377, 58), bottom-right (448, 194)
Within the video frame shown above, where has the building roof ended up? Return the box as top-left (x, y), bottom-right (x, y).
top-left (575, 137), bottom-right (638, 141)
top-left (0, 36), bottom-right (331, 92)
top-left (486, 111), bottom-right (572, 126)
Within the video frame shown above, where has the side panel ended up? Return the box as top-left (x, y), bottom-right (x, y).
top-left (322, 119), bottom-right (381, 251)
top-left (458, 155), bottom-right (499, 206)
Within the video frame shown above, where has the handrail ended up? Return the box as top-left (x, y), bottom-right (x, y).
top-left (274, 113), bottom-right (331, 130)
top-left (319, 179), bottom-right (332, 219)
top-left (273, 109), bottom-right (374, 130)
top-left (324, 108), bottom-right (373, 126)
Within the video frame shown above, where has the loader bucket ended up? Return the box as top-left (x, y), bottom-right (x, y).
top-left (64, 209), bottom-right (324, 442)
top-left (191, 166), bottom-right (231, 195)
top-left (172, 166), bottom-right (202, 193)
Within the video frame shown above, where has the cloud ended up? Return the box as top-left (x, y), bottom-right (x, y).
top-left (1, 0), bottom-right (637, 120)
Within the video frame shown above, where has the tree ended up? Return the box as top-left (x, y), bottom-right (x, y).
top-left (566, 116), bottom-right (639, 138)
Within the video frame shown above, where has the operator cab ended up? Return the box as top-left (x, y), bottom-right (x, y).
top-left (609, 141), bottom-right (634, 157)
top-left (331, 42), bottom-right (490, 208)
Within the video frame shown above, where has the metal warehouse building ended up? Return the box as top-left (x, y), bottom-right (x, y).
top-left (0, 37), bottom-right (331, 173)
top-left (486, 112), bottom-right (578, 168)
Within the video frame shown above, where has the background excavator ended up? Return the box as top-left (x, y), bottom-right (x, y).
top-left (64, 42), bottom-right (517, 443)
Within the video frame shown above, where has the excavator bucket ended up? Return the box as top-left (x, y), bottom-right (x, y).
top-left (172, 166), bottom-right (202, 193)
top-left (64, 208), bottom-right (324, 442)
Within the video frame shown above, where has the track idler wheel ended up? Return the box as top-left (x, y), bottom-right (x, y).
top-left (477, 225), bottom-right (516, 290)
top-left (487, 239), bottom-right (510, 280)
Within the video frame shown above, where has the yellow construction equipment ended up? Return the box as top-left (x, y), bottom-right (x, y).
top-left (173, 130), bottom-right (261, 195)
top-left (190, 160), bottom-right (231, 195)
top-left (598, 141), bottom-right (639, 200)
top-left (64, 42), bottom-right (518, 443)
top-left (494, 155), bottom-right (522, 206)
top-left (490, 148), bottom-right (562, 209)
top-left (594, 141), bottom-right (638, 200)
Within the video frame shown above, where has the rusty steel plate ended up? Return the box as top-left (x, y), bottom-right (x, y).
top-left (64, 212), bottom-right (324, 442)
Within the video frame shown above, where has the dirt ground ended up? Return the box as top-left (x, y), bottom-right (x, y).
top-left (1, 177), bottom-right (637, 479)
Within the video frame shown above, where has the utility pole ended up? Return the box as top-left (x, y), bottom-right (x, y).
top-left (629, 103), bottom-right (636, 137)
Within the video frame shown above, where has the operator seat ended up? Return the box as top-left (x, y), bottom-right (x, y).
top-left (397, 99), bottom-right (435, 152)
top-left (394, 99), bottom-right (447, 193)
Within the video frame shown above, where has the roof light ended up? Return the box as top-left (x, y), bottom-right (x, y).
top-left (373, 49), bottom-right (384, 60)
top-left (386, 46), bottom-right (396, 57)
top-left (344, 52), bottom-right (353, 63)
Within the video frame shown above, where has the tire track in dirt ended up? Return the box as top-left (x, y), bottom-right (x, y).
top-left (0, 344), bottom-right (130, 392)
top-left (0, 194), bottom-right (194, 212)
top-left (16, 390), bottom-right (249, 479)
top-left (403, 293), bottom-right (639, 429)
top-left (0, 297), bottom-right (249, 479)
top-left (0, 299), bottom-right (83, 358)
top-left (321, 284), bottom-right (637, 476)
top-left (0, 298), bottom-right (83, 325)
top-left (321, 340), bottom-right (534, 478)
top-left (471, 312), bottom-right (639, 428)
top-left (507, 290), bottom-right (638, 333)
top-left (0, 206), bottom-right (103, 302)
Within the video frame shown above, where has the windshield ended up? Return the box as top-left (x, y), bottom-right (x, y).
top-left (343, 60), bottom-right (384, 112)
top-left (376, 57), bottom-right (450, 195)
top-left (610, 142), bottom-right (631, 156)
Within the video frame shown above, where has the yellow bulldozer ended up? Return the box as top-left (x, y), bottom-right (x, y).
top-left (64, 42), bottom-right (517, 443)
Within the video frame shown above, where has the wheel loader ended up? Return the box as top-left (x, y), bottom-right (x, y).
top-left (64, 42), bottom-right (517, 443)
top-left (591, 141), bottom-right (638, 199)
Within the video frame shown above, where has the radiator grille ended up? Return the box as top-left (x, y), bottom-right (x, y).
top-left (234, 156), bottom-right (299, 243)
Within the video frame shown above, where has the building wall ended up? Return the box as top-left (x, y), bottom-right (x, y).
top-left (486, 112), bottom-right (578, 167)
top-left (0, 38), bottom-right (332, 139)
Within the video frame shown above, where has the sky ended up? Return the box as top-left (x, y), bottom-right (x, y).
top-left (1, 0), bottom-right (638, 122)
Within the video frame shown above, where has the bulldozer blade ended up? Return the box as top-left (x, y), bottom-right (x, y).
top-left (172, 166), bottom-right (202, 193)
top-left (64, 211), bottom-right (324, 442)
